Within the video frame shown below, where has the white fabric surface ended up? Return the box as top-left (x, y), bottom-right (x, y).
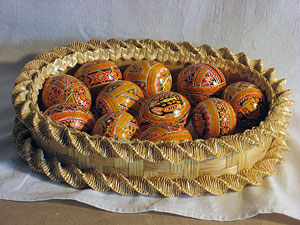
top-left (0, 0), bottom-right (299, 221)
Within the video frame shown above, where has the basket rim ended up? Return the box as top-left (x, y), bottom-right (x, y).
top-left (11, 39), bottom-right (294, 164)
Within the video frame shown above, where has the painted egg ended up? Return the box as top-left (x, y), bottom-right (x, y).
top-left (74, 60), bottom-right (122, 95)
top-left (138, 91), bottom-right (190, 131)
top-left (192, 98), bottom-right (236, 139)
top-left (42, 74), bottom-right (92, 110)
top-left (92, 111), bottom-right (139, 140)
top-left (44, 103), bottom-right (95, 132)
top-left (95, 80), bottom-right (144, 117)
top-left (138, 124), bottom-right (193, 142)
top-left (177, 64), bottom-right (226, 105)
top-left (123, 60), bottom-right (172, 98)
top-left (222, 81), bottom-right (267, 128)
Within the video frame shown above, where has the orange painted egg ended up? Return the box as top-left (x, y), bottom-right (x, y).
top-left (123, 60), bottom-right (172, 98)
top-left (222, 81), bottom-right (267, 128)
top-left (138, 124), bottom-right (193, 142)
top-left (138, 91), bottom-right (190, 131)
top-left (95, 80), bottom-right (144, 117)
top-left (192, 98), bottom-right (236, 139)
top-left (44, 103), bottom-right (95, 132)
top-left (92, 111), bottom-right (139, 140)
top-left (42, 74), bottom-right (92, 110)
top-left (74, 60), bottom-right (122, 95)
top-left (177, 64), bottom-right (226, 105)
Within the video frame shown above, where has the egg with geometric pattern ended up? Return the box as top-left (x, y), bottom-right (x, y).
top-left (42, 74), bottom-right (92, 110)
top-left (74, 60), bottom-right (122, 96)
top-left (123, 60), bottom-right (172, 99)
top-left (92, 111), bottom-right (139, 140)
top-left (138, 91), bottom-right (190, 131)
top-left (192, 98), bottom-right (236, 139)
top-left (44, 103), bottom-right (95, 132)
top-left (177, 63), bottom-right (226, 105)
top-left (222, 81), bottom-right (267, 128)
top-left (95, 80), bottom-right (144, 117)
top-left (138, 124), bottom-right (193, 142)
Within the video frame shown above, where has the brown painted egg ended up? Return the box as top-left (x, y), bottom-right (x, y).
top-left (138, 91), bottom-right (190, 131)
top-left (138, 124), bottom-right (193, 142)
top-left (123, 60), bottom-right (172, 98)
top-left (44, 103), bottom-right (95, 132)
top-left (222, 81), bottom-right (267, 128)
top-left (42, 74), bottom-right (92, 110)
top-left (74, 60), bottom-right (122, 95)
top-left (92, 111), bottom-right (139, 140)
top-left (177, 64), bottom-right (226, 105)
top-left (95, 80), bottom-right (144, 117)
top-left (192, 98), bottom-right (236, 139)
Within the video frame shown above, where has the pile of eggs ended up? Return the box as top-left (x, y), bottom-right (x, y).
top-left (41, 59), bottom-right (267, 142)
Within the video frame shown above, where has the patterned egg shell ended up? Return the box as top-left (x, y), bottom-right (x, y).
top-left (177, 64), bottom-right (226, 105)
top-left (42, 74), bottom-right (92, 110)
top-left (92, 111), bottom-right (139, 140)
top-left (192, 98), bottom-right (236, 139)
top-left (74, 60), bottom-right (122, 95)
top-left (138, 91), bottom-right (190, 130)
top-left (138, 124), bottom-right (193, 142)
top-left (44, 103), bottom-right (95, 132)
top-left (123, 60), bottom-right (172, 98)
top-left (222, 81), bottom-right (267, 128)
top-left (95, 80), bottom-right (144, 117)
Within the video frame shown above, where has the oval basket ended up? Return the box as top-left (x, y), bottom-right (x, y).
top-left (11, 39), bottom-right (293, 196)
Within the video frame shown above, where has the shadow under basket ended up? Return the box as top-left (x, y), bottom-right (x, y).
top-left (11, 39), bottom-right (293, 196)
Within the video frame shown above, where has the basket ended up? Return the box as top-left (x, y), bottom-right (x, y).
top-left (11, 39), bottom-right (293, 196)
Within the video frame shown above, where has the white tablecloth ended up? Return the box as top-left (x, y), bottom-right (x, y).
top-left (0, 0), bottom-right (299, 221)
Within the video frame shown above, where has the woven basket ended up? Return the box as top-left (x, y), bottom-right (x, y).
top-left (11, 39), bottom-right (293, 196)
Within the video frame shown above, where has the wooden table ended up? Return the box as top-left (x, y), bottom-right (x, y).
top-left (0, 200), bottom-right (298, 225)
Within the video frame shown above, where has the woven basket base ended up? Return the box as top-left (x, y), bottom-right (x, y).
top-left (13, 117), bottom-right (290, 197)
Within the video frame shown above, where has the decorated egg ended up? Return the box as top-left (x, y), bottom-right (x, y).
top-left (192, 98), bottom-right (236, 139)
top-left (44, 103), bottom-right (95, 132)
top-left (123, 60), bottom-right (172, 98)
top-left (222, 81), bottom-right (267, 128)
top-left (42, 74), bottom-right (92, 110)
top-left (74, 60), bottom-right (122, 95)
top-left (177, 64), bottom-right (226, 105)
top-left (92, 111), bottom-right (139, 140)
top-left (95, 80), bottom-right (144, 117)
top-left (138, 91), bottom-right (190, 131)
top-left (138, 124), bottom-right (193, 142)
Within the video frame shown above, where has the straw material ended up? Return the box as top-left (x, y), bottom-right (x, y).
top-left (11, 39), bottom-right (293, 196)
